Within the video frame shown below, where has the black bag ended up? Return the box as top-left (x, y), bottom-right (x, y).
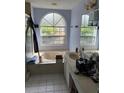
top-left (76, 58), bottom-right (96, 76)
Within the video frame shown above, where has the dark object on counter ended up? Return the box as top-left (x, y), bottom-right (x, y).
top-left (76, 58), bottom-right (96, 76)
top-left (75, 48), bottom-right (78, 53)
top-left (76, 52), bottom-right (99, 83)
top-left (82, 48), bottom-right (84, 51)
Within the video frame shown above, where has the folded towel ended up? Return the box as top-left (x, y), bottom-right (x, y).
top-left (26, 56), bottom-right (37, 64)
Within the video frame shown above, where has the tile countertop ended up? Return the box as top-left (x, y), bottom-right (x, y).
top-left (65, 52), bottom-right (99, 93)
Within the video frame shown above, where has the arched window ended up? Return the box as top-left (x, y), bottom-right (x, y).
top-left (40, 13), bottom-right (66, 46)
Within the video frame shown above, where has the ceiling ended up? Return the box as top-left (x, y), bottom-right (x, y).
top-left (26, 0), bottom-right (82, 10)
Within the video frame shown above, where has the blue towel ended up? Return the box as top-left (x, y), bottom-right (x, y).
top-left (26, 56), bottom-right (37, 64)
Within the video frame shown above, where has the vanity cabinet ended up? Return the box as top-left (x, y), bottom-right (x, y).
top-left (64, 57), bottom-right (70, 87)
top-left (64, 52), bottom-right (98, 93)
top-left (64, 56), bottom-right (78, 93)
top-left (69, 74), bottom-right (78, 93)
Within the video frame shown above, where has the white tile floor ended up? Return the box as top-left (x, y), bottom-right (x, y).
top-left (25, 73), bottom-right (69, 93)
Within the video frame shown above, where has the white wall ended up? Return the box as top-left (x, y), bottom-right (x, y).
top-left (69, 0), bottom-right (85, 51)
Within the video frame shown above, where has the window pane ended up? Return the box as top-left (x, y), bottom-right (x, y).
top-left (80, 26), bottom-right (97, 49)
top-left (54, 13), bottom-right (62, 25)
top-left (40, 13), bottom-right (66, 46)
top-left (41, 19), bottom-right (52, 26)
top-left (55, 18), bottom-right (66, 26)
top-left (80, 36), bottom-right (96, 46)
top-left (44, 13), bottom-right (53, 25)
top-left (41, 27), bottom-right (65, 36)
top-left (41, 26), bottom-right (54, 36)
top-left (81, 27), bottom-right (96, 36)
top-left (42, 36), bottom-right (65, 45)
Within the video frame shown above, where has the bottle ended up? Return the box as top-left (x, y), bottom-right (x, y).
top-left (79, 48), bottom-right (82, 58)
top-left (82, 48), bottom-right (85, 59)
top-left (80, 47), bottom-right (85, 59)
top-left (76, 48), bottom-right (80, 59)
top-left (76, 48), bottom-right (78, 53)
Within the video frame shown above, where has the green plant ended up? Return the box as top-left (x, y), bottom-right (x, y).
top-left (41, 25), bottom-right (58, 35)
top-left (81, 26), bottom-right (94, 35)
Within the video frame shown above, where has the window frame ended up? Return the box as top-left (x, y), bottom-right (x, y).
top-left (40, 13), bottom-right (67, 46)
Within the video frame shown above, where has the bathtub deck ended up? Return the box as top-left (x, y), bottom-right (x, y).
top-left (34, 51), bottom-right (66, 64)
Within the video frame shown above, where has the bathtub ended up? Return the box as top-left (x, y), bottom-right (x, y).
top-left (41, 51), bottom-right (65, 62)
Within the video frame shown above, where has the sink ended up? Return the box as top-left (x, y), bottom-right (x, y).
top-left (69, 53), bottom-right (79, 60)
top-left (66, 52), bottom-right (98, 61)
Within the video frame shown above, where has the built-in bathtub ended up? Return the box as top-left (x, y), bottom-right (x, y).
top-left (41, 51), bottom-right (65, 63)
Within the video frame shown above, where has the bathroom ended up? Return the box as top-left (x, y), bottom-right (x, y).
top-left (25, 0), bottom-right (99, 93)
top-left (2, 0), bottom-right (124, 93)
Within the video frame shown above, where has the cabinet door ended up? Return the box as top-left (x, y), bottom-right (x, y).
top-left (64, 59), bottom-right (67, 78)
top-left (69, 74), bottom-right (78, 93)
top-left (64, 58), bottom-right (70, 87)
